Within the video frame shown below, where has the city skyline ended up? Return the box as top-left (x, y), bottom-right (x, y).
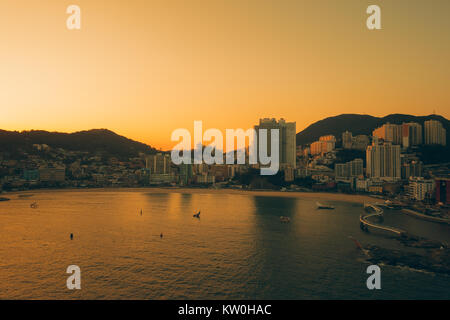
top-left (2, 112), bottom-right (448, 152)
top-left (1, 114), bottom-right (448, 201)
top-left (2, 0), bottom-right (450, 150)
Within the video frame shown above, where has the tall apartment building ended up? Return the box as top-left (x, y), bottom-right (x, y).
top-left (366, 142), bottom-right (401, 180)
top-left (350, 158), bottom-right (364, 176)
top-left (352, 135), bottom-right (370, 151)
top-left (342, 131), bottom-right (369, 151)
top-left (402, 122), bottom-right (423, 148)
top-left (401, 159), bottom-right (422, 179)
top-left (424, 120), bottom-right (446, 146)
top-left (319, 135), bottom-right (336, 147)
top-left (407, 177), bottom-right (435, 201)
top-left (335, 158), bottom-right (364, 179)
top-left (372, 123), bottom-right (402, 145)
top-left (146, 153), bottom-right (171, 174)
top-left (179, 164), bottom-right (193, 185)
top-left (309, 135), bottom-right (336, 155)
top-left (254, 118), bottom-right (296, 168)
top-left (373, 122), bottom-right (426, 148)
top-left (310, 140), bottom-right (334, 155)
top-left (342, 131), bottom-right (353, 149)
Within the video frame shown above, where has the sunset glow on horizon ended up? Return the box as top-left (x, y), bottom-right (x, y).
top-left (1, 0), bottom-right (449, 150)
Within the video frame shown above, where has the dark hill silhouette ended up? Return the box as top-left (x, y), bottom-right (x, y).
top-left (0, 129), bottom-right (156, 158)
top-left (296, 114), bottom-right (450, 146)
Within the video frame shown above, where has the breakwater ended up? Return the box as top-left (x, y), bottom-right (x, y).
top-left (360, 203), bottom-right (405, 236)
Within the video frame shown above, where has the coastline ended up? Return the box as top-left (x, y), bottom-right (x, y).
top-left (402, 208), bottom-right (450, 225)
top-left (3, 187), bottom-right (375, 205)
top-left (6, 187), bottom-right (449, 224)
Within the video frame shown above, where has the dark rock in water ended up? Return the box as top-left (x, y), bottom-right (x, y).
top-left (365, 245), bottom-right (450, 275)
top-left (398, 233), bottom-right (447, 249)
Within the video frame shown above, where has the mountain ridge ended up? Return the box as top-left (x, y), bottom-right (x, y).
top-left (0, 128), bottom-right (156, 159)
top-left (1, 113), bottom-right (449, 157)
top-left (296, 113), bottom-right (450, 146)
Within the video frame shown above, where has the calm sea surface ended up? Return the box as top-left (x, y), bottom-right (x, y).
top-left (0, 190), bottom-right (449, 299)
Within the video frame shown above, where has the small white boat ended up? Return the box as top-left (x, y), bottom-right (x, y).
top-left (316, 202), bottom-right (335, 210)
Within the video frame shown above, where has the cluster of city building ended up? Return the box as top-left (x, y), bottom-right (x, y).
top-left (145, 118), bottom-right (298, 186)
top-left (0, 144), bottom-right (147, 189)
top-left (297, 119), bottom-right (448, 209)
top-left (1, 119), bottom-right (449, 211)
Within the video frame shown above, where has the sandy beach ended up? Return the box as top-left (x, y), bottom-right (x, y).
top-left (4, 187), bottom-right (376, 205)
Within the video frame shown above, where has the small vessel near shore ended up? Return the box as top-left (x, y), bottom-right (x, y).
top-left (316, 202), bottom-right (334, 210)
top-left (280, 216), bottom-right (290, 223)
top-left (364, 202), bottom-right (383, 214)
top-left (18, 194), bottom-right (34, 198)
top-left (0, 197), bottom-right (10, 202)
top-left (30, 202), bottom-right (39, 209)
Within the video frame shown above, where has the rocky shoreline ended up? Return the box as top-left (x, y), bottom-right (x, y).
top-left (365, 244), bottom-right (450, 275)
top-left (398, 233), bottom-right (448, 249)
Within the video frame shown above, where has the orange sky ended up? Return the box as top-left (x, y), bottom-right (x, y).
top-left (1, 0), bottom-right (449, 150)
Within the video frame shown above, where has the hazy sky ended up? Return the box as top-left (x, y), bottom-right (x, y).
top-left (1, 0), bottom-right (449, 149)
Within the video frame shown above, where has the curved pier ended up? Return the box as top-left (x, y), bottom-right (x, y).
top-left (360, 203), bottom-right (405, 236)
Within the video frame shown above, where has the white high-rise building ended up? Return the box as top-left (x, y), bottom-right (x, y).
top-left (424, 120), bottom-right (446, 146)
top-left (254, 118), bottom-right (296, 168)
top-left (366, 142), bottom-right (401, 181)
